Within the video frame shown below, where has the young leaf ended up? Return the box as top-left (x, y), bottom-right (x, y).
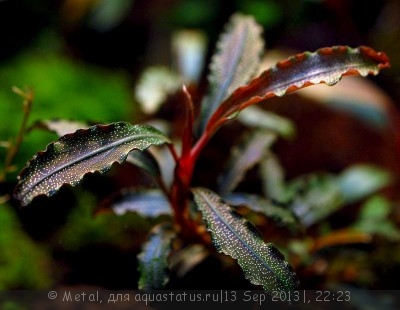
top-left (206, 46), bottom-right (390, 134)
top-left (14, 122), bottom-right (170, 206)
top-left (198, 13), bottom-right (264, 132)
top-left (218, 130), bottom-right (276, 195)
top-left (138, 223), bottom-right (176, 290)
top-left (110, 189), bottom-right (172, 217)
top-left (192, 187), bottom-right (299, 292)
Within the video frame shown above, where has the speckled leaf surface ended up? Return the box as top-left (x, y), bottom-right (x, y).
top-left (206, 46), bottom-right (390, 133)
top-left (192, 187), bottom-right (299, 292)
top-left (138, 223), bottom-right (175, 290)
top-left (199, 13), bottom-right (264, 132)
top-left (14, 122), bottom-right (170, 206)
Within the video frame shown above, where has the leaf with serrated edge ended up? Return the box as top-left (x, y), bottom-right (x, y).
top-left (218, 130), bottom-right (276, 195)
top-left (199, 13), bottom-right (264, 132)
top-left (192, 187), bottom-right (299, 292)
top-left (110, 189), bottom-right (171, 217)
top-left (206, 46), bottom-right (390, 134)
top-left (138, 223), bottom-right (175, 290)
top-left (14, 122), bottom-right (170, 206)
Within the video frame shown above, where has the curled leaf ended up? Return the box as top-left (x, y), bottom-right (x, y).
top-left (207, 46), bottom-right (390, 134)
top-left (14, 122), bottom-right (170, 206)
top-left (192, 187), bottom-right (299, 292)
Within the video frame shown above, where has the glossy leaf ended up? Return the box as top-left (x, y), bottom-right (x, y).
top-left (206, 46), bottom-right (390, 133)
top-left (218, 130), bottom-right (276, 195)
top-left (192, 187), bottom-right (299, 292)
top-left (199, 13), bottom-right (264, 132)
top-left (137, 223), bottom-right (176, 290)
top-left (14, 122), bottom-right (170, 206)
top-left (110, 189), bottom-right (172, 217)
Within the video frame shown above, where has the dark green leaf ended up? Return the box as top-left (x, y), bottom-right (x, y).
top-left (110, 189), bottom-right (171, 218)
top-left (138, 223), bottom-right (176, 290)
top-left (192, 187), bottom-right (299, 292)
top-left (199, 13), bottom-right (264, 132)
top-left (287, 174), bottom-right (343, 227)
top-left (14, 122), bottom-right (170, 206)
top-left (218, 130), bottom-right (276, 195)
top-left (288, 165), bottom-right (392, 227)
top-left (206, 46), bottom-right (390, 134)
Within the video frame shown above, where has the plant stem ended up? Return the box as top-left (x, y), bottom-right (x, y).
top-left (0, 87), bottom-right (33, 182)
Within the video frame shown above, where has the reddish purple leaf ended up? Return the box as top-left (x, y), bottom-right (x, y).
top-left (206, 46), bottom-right (390, 134)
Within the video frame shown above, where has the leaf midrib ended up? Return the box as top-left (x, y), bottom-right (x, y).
top-left (197, 190), bottom-right (286, 288)
top-left (22, 132), bottom-right (166, 196)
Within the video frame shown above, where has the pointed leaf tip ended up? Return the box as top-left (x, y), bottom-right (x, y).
top-left (14, 122), bottom-right (170, 206)
top-left (198, 13), bottom-right (264, 132)
top-left (192, 187), bottom-right (299, 292)
top-left (206, 45), bottom-right (390, 134)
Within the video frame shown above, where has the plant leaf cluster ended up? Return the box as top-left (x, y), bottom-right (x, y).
top-left (12, 13), bottom-right (391, 293)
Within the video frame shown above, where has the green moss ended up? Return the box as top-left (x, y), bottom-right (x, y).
top-left (0, 52), bottom-right (133, 179)
top-left (0, 203), bottom-right (52, 289)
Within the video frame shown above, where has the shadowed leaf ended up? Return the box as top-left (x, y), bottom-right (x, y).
top-left (199, 13), bottom-right (264, 132)
top-left (192, 187), bottom-right (299, 292)
top-left (206, 46), bottom-right (390, 134)
top-left (218, 130), bottom-right (276, 195)
top-left (14, 122), bottom-right (170, 206)
top-left (126, 150), bottom-right (162, 179)
top-left (138, 223), bottom-right (176, 290)
top-left (224, 193), bottom-right (298, 228)
top-left (109, 189), bottom-right (171, 217)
